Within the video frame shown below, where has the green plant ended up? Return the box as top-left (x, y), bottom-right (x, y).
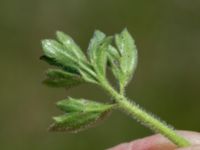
top-left (40, 29), bottom-right (190, 147)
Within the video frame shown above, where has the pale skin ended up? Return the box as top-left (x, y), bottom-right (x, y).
top-left (108, 131), bottom-right (200, 150)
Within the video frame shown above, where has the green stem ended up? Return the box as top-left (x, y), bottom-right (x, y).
top-left (119, 84), bottom-right (125, 96)
top-left (118, 99), bottom-right (190, 147)
top-left (102, 82), bottom-right (190, 147)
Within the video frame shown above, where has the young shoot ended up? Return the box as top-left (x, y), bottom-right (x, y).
top-left (40, 29), bottom-right (190, 148)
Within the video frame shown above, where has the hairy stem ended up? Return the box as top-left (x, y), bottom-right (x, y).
top-left (119, 84), bottom-right (125, 96)
top-left (102, 81), bottom-right (190, 147)
top-left (118, 99), bottom-right (190, 147)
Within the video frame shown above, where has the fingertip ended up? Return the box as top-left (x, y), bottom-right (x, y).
top-left (107, 131), bottom-right (200, 150)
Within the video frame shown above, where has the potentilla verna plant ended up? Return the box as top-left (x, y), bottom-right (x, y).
top-left (40, 29), bottom-right (190, 148)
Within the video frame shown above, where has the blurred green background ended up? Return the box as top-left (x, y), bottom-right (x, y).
top-left (0, 0), bottom-right (200, 149)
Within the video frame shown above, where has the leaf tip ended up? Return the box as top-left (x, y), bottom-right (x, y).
top-left (56, 30), bottom-right (66, 40)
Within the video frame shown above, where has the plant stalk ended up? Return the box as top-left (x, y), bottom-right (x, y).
top-left (118, 98), bottom-right (190, 147)
top-left (102, 81), bottom-right (191, 148)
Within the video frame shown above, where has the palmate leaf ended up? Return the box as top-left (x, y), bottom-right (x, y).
top-left (49, 97), bottom-right (114, 132)
top-left (43, 69), bottom-right (84, 88)
top-left (41, 35), bottom-right (99, 85)
top-left (115, 28), bottom-right (138, 88)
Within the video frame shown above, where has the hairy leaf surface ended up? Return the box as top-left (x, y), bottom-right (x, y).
top-left (43, 69), bottom-right (84, 88)
top-left (56, 31), bottom-right (87, 62)
top-left (49, 97), bottom-right (114, 132)
top-left (115, 29), bottom-right (138, 88)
